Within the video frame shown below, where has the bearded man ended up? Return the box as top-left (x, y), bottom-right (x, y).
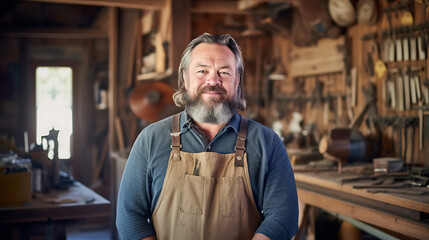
top-left (116, 33), bottom-right (298, 240)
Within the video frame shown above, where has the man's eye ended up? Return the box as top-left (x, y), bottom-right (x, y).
top-left (197, 70), bottom-right (207, 74)
top-left (220, 71), bottom-right (231, 75)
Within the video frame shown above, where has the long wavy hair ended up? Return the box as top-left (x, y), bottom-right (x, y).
top-left (172, 33), bottom-right (246, 110)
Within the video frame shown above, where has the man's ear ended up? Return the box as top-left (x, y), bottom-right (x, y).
top-left (235, 74), bottom-right (240, 89)
top-left (183, 71), bottom-right (189, 90)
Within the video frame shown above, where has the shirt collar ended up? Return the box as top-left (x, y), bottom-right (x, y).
top-left (180, 111), bottom-right (241, 135)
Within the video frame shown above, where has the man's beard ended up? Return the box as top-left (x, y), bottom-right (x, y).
top-left (185, 85), bottom-right (238, 124)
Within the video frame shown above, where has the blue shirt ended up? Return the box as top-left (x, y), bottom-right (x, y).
top-left (116, 112), bottom-right (299, 240)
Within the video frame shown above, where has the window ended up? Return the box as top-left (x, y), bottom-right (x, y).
top-left (35, 66), bottom-right (73, 159)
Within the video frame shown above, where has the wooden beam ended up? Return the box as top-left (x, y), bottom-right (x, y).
top-left (297, 188), bottom-right (429, 240)
top-left (295, 172), bottom-right (429, 214)
top-left (237, 0), bottom-right (292, 11)
top-left (22, 0), bottom-right (255, 14)
top-left (289, 36), bottom-right (346, 78)
top-left (107, 8), bottom-right (119, 235)
top-left (21, 0), bottom-right (165, 10)
top-left (91, 7), bottom-right (110, 30)
top-left (108, 7), bottom-right (118, 151)
top-left (0, 28), bottom-right (108, 39)
top-left (191, 1), bottom-right (244, 14)
top-left (170, 0), bottom-right (191, 87)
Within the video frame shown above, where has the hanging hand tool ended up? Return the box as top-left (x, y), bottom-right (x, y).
top-left (375, 60), bottom-right (388, 107)
top-left (395, 37), bottom-right (403, 61)
top-left (349, 83), bottom-right (377, 129)
top-left (397, 69), bottom-right (405, 111)
top-left (350, 67), bottom-right (357, 107)
top-left (414, 73), bottom-right (422, 101)
top-left (375, 60), bottom-right (387, 79)
top-left (388, 68), bottom-right (399, 109)
top-left (403, 67), bottom-right (411, 110)
top-left (414, 102), bottom-right (429, 150)
top-left (404, 117), bottom-right (417, 165)
top-left (368, 36), bottom-right (379, 77)
top-left (410, 75), bottom-right (417, 104)
top-left (419, 102), bottom-right (423, 150)
top-left (387, 80), bottom-right (396, 108)
top-left (423, 87), bottom-right (429, 104)
top-left (410, 67), bottom-right (424, 104)
top-left (367, 52), bottom-right (375, 76)
top-left (388, 36), bottom-right (395, 62)
top-left (402, 36), bottom-right (410, 61)
top-left (383, 4), bottom-right (395, 63)
top-left (393, 118), bottom-right (403, 159)
top-left (410, 36), bottom-right (417, 60)
top-left (362, 33), bottom-right (378, 76)
top-left (418, 35), bottom-right (426, 60)
top-left (382, 34), bottom-right (390, 62)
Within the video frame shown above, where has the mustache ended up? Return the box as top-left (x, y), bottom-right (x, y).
top-left (198, 85), bottom-right (227, 95)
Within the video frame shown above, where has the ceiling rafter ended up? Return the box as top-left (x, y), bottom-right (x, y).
top-left (21, 0), bottom-right (165, 10)
top-left (0, 28), bottom-right (108, 39)
top-left (21, 0), bottom-right (251, 14)
top-left (237, 0), bottom-right (292, 11)
top-left (191, 1), bottom-right (243, 14)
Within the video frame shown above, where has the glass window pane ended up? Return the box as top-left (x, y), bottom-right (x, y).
top-left (36, 66), bottom-right (73, 159)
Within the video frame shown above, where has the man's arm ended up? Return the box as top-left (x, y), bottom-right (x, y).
top-left (255, 131), bottom-right (299, 240)
top-left (253, 233), bottom-right (271, 240)
top-left (116, 131), bottom-right (157, 239)
top-left (141, 236), bottom-right (156, 240)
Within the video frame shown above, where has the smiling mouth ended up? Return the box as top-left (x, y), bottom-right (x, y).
top-left (199, 86), bottom-right (226, 95)
top-left (202, 91), bottom-right (221, 96)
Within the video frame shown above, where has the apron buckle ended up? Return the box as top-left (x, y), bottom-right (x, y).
top-left (171, 144), bottom-right (182, 149)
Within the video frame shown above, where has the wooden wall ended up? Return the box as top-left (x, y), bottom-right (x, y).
top-left (0, 35), bottom-right (109, 185)
top-left (0, 0), bottom-right (427, 189)
top-left (191, 0), bottom-right (429, 166)
top-left (345, 0), bottom-right (428, 166)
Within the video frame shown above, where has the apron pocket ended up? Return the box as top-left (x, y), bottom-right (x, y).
top-left (179, 174), bottom-right (203, 215)
top-left (219, 176), bottom-right (245, 217)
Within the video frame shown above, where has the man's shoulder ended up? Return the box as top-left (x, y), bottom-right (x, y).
top-left (246, 117), bottom-right (274, 133)
top-left (245, 117), bottom-right (282, 142)
top-left (141, 114), bottom-right (175, 135)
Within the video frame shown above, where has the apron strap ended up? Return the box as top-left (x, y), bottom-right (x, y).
top-left (171, 113), bottom-right (248, 166)
top-left (171, 113), bottom-right (181, 152)
top-left (235, 116), bottom-right (248, 167)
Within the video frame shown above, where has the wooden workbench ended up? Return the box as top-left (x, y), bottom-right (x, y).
top-left (0, 181), bottom-right (110, 239)
top-left (294, 171), bottom-right (429, 239)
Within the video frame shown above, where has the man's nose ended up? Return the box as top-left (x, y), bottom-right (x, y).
top-left (205, 72), bottom-right (221, 86)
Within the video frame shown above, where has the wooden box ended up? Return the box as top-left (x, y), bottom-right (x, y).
top-left (0, 171), bottom-right (31, 207)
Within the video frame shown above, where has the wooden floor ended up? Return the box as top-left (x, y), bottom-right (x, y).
top-left (67, 228), bottom-right (111, 240)
top-left (66, 220), bottom-right (112, 240)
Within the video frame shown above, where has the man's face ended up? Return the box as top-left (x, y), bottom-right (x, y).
top-left (183, 43), bottom-right (239, 106)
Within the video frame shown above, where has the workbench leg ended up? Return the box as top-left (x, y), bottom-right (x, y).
top-left (295, 204), bottom-right (316, 240)
top-left (10, 225), bottom-right (20, 240)
top-left (46, 219), bottom-right (66, 240)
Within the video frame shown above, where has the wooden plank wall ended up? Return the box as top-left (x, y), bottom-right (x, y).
top-left (191, 0), bottom-right (428, 166)
top-left (345, 0), bottom-right (428, 165)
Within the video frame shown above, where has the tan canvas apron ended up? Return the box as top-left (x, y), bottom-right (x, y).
top-left (152, 113), bottom-right (262, 240)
